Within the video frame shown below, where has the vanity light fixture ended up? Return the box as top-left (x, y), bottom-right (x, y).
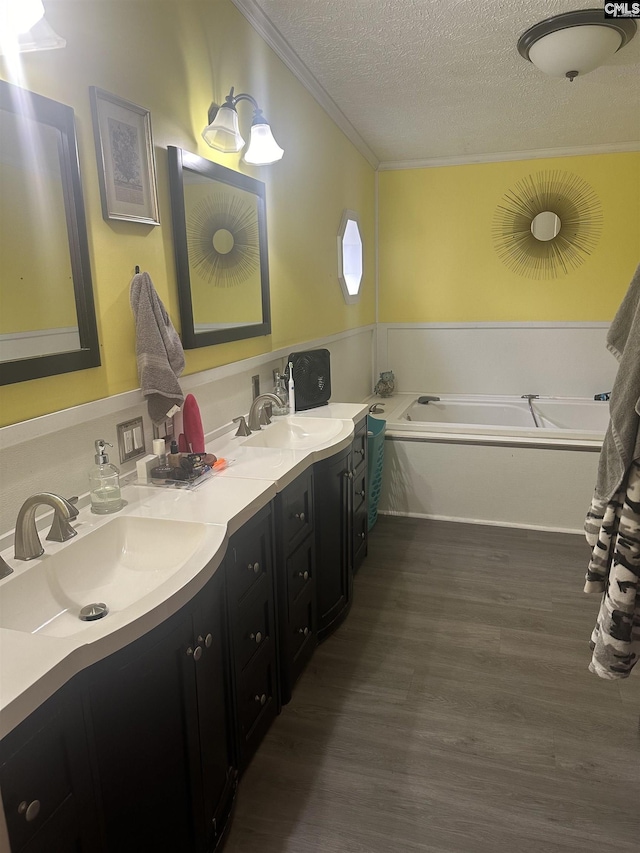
top-left (202, 87), bottom-right (284, 165)
top-left (0, 0), bottom-right (66, 54)
top-left (517, 8), bottom-right (636, 81)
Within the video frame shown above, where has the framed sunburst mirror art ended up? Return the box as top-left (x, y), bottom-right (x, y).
top-left (492, 171), bottom-right (602, 280)
top-left (168, 147), bottom-right (271, 348)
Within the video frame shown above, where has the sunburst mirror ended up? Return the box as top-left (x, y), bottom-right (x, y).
top-left (492, 171), bottom-right (602, 280)
top-left (168, 147), bottom-right (271, 348)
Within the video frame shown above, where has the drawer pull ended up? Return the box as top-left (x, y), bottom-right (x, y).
top-left (356, 447), bottom-right (365, 457)
top-left (298, 626), bottom-right (310, 637)
top-left (298, 570), bottom-right (309, 581)
top-left (294, 511), bottom-right (306, 522)
top-left (360, 532), bottom-right (366, 540)
top-left (357, 489), bottom-right (366, 499)
top-left (186, 645), bottom-right (203, 661)
top-left (344, 471), bottom-right (353, 481)
top-left (254, 693), bottom-right (267, 706)
top-left (250, 631), bottom-right (263, 645)
top-left (18, 800), bottom-right (40, 822)
top-left (198, 633), bottom-right (213, 648)
top-left (248, 561), bottom-right (260, 574)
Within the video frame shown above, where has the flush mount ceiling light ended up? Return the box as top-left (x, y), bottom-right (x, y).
top-left (517, 8), bottom-right (637, 81)
top-left (202, 87), bottom-right (284, 165)
top-left (0, 0), bottom-right (66, 54)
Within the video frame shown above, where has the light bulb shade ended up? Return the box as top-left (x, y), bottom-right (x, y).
top-left (529, 25), bottom-right (623, 77)
top-left (518, 10), bottom-right (637, 79)
top-left (243, 122), bottom-right (284, 165)
top-left (201, 104), bottom-right (244, 153)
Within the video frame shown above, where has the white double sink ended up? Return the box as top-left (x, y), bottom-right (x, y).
top-left (0, 415), bottom-right (352, 640)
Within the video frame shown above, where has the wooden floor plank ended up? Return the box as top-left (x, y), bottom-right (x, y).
top-left (224, 517), bottom-right (640, 853)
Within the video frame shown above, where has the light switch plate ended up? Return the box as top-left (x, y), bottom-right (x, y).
top-left (117, 417), bottom-right (146, 463)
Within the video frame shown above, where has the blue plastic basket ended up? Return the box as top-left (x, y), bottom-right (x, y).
top-left (367, 415), bottom-right (386, 530)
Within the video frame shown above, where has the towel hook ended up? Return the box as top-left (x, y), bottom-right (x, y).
top-left (135, 265), bottom-right (140, 274)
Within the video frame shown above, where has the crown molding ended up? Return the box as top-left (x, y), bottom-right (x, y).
top-left (378, 141), bottom-right (640, 171)
top-left (229, 0), bottom-right (379, 169)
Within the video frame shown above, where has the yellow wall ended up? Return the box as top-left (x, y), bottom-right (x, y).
top-left (378, 153), bottom-right (640, 323)
top-left (0, 0), bottom-right (375, 426)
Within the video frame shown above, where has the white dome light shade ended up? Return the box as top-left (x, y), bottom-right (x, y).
top-left (518, 9), bottom-right (637, 81)
top-left (528, 25), bottom-right (623, 77)
top-left (201, 104), bottom-right (244, 153)
top-left (243, 122), bottom-right (284, 165)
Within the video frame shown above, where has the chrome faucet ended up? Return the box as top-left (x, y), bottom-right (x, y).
top-left (14, 493), bottom-right (79, 561)
top-left (247, 393), bottom-right (283, 431)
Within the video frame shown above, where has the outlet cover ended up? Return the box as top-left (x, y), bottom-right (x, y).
top-left (117, 417), bottom-right (146, 463)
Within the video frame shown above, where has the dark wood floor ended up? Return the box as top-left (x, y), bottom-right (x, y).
top-left (224, 516), bottom-right (640, 853)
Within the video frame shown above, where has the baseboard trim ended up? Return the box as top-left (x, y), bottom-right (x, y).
top-left (376, 509), bottom-right (584, 536)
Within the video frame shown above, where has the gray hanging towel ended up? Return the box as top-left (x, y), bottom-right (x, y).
top-left (592, 262), bottom-right (640, 503)
top-left (130, 271), bottom-right (185, 425)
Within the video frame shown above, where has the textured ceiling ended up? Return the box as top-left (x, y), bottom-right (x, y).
top-left (235, 0), bottom-right (640, 166)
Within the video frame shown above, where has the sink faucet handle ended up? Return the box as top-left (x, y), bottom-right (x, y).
top-left (259, 405), bottom-right (272, 426)
top-left (233, 416), bottom-right (251, 437)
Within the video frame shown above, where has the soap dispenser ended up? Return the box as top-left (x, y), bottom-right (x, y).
top-left (89, 439), bottom-right (125, 514)
top-left (272, 371), bottom-right (289, 416)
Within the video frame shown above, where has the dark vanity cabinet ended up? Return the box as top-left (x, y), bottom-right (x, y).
top-left (224, 505), bottom-right (279, 774)
top-left (85, 563), bottom-right (236, 853)
top-left (0, 682), bottom-right (97, 853)
top-left (314, 417), bottom-right (368, 642)
top-left (351, 417), bottom-right (369, 573)
top-left (274, 470), bottom-right (316, 705)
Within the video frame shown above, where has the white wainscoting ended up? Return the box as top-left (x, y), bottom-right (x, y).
top-left (376, 322), bottom-right (616, 398)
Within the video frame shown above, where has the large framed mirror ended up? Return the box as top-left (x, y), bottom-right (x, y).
top-left (0, 80), bottom-right (100, 385)
top-left (167, 146), bottom-right (271, 349)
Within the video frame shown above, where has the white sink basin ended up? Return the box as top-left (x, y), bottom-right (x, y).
top-left (243, 416), bottom-right (343, 450)
top-left (0, 516), bottom-right (209, 637)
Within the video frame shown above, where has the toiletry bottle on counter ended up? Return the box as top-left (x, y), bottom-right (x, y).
top-left (272, 371), bottom-right (289, 416)
top-left (89, 439), bottom-right (124, 514)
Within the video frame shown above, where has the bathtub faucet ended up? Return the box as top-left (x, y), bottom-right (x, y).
top-left (417, 396), bottom-right (440, 404)
top-left (521, 394), bottom-right (540, 428)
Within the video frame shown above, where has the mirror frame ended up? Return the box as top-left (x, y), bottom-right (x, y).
top-left (167, 146), bottom-right (271, 349)
top-left (0, 80), bottom-right (100, 385)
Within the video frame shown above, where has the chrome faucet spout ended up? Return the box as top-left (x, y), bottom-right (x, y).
top-left (14, 493), bottom-right (79, 561)
top-left (247, 393), bottom-right (283, 431)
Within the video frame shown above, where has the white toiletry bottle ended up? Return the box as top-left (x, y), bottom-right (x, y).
top-left (288, 362), bottom-right (295, 414)
top-left (89, 439), bottom-right (124, 514)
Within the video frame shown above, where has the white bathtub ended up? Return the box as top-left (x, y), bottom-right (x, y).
top-left (398, 395), bottom-right (609, 443)
top-left (368, 393), bottom-right (607, 534)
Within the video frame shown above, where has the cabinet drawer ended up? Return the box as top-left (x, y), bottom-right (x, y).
top-left (228, 513), bottom-right (273, 606)
top-left (353, 467), bottom-right (367, 514)
top-left (352, 423), bottom-right (367, 473)
top-left (279, 471), bottom-right (314, 554)
top-left (289, 592), bottom-right (314, 662)
top-left (235, 593), bottom-right (273, 672)
top-left (237, 644), bottom-right (276, 741)
top-left (286, 536), bottom-right (315, 607)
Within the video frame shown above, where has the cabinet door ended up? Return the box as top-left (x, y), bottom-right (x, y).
top-left (86, 614), bottom-right (197, 853)
top-left (191, 568), bottom-right (237, 852)
top-left (0, 683), bottom-right (97, 853)
top-left (314, 446), bottom-right (352, 642)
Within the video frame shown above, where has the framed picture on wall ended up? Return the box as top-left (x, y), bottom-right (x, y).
top-left (90, 87), bottom-right (160, 225)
